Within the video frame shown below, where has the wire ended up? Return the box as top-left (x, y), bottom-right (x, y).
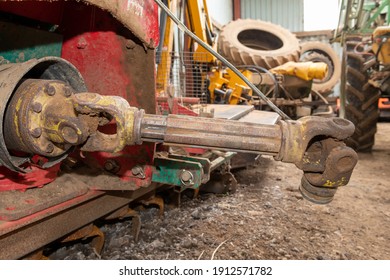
top-left (311, 89), bottom-right (334, 116)
top-left (154, 0), bottom-right (291, 120)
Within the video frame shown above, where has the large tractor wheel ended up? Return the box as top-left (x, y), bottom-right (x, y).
top-left (299, 41), bottom-right (341, 95)
top-left (218, 19), bottom-right (300, 69)
top-left (344, 38), bottom-right (380, 152)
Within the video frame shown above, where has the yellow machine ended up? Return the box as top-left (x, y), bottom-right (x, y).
top-left (156, 0), bottom-right (329, 117)
top-left (372, 26), bottom-right (390, 64)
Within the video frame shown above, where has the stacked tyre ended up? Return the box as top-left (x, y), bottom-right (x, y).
top-left (299, 41), bottom-right (341, 96)
top-left (218, 19), bottom-right (300, 69)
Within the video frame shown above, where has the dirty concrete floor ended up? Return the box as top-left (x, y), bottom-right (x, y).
top-left (50, 122), bottom-right (390, 260)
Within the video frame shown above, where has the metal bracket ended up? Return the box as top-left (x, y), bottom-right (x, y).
top-left (152, 157), bottom-right (204, 191)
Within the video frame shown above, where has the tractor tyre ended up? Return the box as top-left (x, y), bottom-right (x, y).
top-left (299, 41), bottom-right (341, 96)
top-left (218, 19), bottom-right (300, 69)
top-left (344, 39), bottom-right (380, 152)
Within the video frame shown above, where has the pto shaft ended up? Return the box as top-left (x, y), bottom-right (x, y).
top-left (140, 114), bottom-right (282, 155)
top-left (2, 79), bottom-right (358, 204)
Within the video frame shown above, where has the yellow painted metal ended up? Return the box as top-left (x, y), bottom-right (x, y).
top-left (270, 61), bottom-right (328, 81)
top-left (156, 0), bottom-right (177, 93)
top-left (186, 0), bottom-right (216, 63)
top-left (208, 68), bottom-right (252, 105)
top-left (372, 26), bottom-right (390, 64)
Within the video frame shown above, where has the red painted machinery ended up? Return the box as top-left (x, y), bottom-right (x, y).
top-left (0, 0), bottom-right (358, 259)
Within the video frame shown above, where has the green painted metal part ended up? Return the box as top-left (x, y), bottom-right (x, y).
top-left (152, 157), bottom-right (204, 190)
top-left (0, 21), bottom-right (62, 63)
top-left (361, 0), bottom-right (390, 32)
top-left (168, 154), bottom-right (211, 183)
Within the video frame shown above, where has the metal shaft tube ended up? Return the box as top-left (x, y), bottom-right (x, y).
top-left (141, 114), bottom-right (282, 155)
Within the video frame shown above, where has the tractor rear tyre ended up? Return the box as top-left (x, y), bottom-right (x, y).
top-left (218, 19), bottom-right (300, 69)
top-left (344, 39), bottom-right (380, 152)
top-left (300, 41), bottom-right (341, 95)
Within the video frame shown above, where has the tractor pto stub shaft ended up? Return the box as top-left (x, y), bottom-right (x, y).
top-left (140, 114), bottom-right (282, 155)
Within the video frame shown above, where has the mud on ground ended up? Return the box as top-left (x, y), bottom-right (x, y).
top-left (50, 123), bottom-right (390, 260)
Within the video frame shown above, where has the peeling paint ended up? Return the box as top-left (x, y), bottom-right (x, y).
top-left (127, 0), bottom-right (144, 16)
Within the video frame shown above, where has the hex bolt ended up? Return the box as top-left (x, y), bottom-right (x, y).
top-left (180, 170), bottom-right (194, 185)
top-left (30, 128), bottom-right (42, 138)
top-left (131, 165), bottom-right (144, 177)
top-left (61, 126), bottom-right (79, 144)
top-left (77, 38), bottom-right (87, 49)
top-left (104, 160), bottom-right (120, 173)
top-left (63, 87), bottom-right (73, 98)
top-left (45, 143), bottom-right (54, 153)
top-left (131, 165), bottom-right (146, 179)
top-left (31, 102), bottom-right (42, 113)
top-left (45, 85), bottom-right (56, 96)
top-left (180, 170), bottom-right (192, 182)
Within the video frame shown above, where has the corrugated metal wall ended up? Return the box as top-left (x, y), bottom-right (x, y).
top-left (206, 0), bottom-right (233, 25)
top-left (240, 0), bottom-right (304, 32)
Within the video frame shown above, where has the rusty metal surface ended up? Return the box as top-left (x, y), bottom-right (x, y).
top-left (58, 1), bottom-right (157, 114)
top-left (276, 117), bottom-right (355, 167)
top-left (3, 76), bottom-right (143, 163)
top-left (84, 0), bottom-right (159, 48)
top-left (104, 206), bottom-right (141, 242)
top-left (0, 0), bottom-right (159, 48)
top-left (0, 174), bottom-right (89, 221)
top-left (141, 196), bottom-right (165, 217)
top-left (303, 139), bottom-right (357, 187)
top-left (200, 172), bottom-right (238, 194)
top-left (164, 115), bottom-right (282, 153)
top-left (139, 113), bottom-right (357, 203)
top-left (141, 114), bottom-right (283, 154)
top-left (60, 224), bottom-right (105, 255)
top-left (299, 176), bottom-right (338, 205)
top-left (72, 92), bottom-right (140, 152)
top-left (0, 57), bottom-right (86, 172)
top-left (0, 183), bottom-right (158, 259)
top-left (2, 69), bottom-right (147, 170)
top-left (56, 2), bottom-right (158, 180)
top-left (275, 116), bottom-right (358, 204)
top-left (4, 79), bottom-right (81, 157)
top-left (1, 1), bottom-right (158, 183)
top-left (86, 167), bottom-right (153, 191)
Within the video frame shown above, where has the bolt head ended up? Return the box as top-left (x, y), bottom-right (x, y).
top-left (31, 102), bottom-right (42, 113)
top-left (131, 166), bottom-right (143, 176)
top-left (45, 143), bottom-right (54, 153)
top-left (104, 161), bottom-right (114, 171)
top-left (104, 160), bottom-right (120, 173)
top-left (180, 170), bottom-right (193, 182)
top-left (77, 38), bottom-right (87, 49)
top-left (45, 85), bottom-right (56, 96)
top-left (61, 126), bottom-right (79, 144)
top-left (63, 87), bottom-right (73, 97)
top-left (30, 128), bottom-right (42, 138)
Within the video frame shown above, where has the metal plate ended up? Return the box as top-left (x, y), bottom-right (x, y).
top-left (0, 174), bottom-right (89, 221)
top-left (238, 110), bottom-right (281, 125)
